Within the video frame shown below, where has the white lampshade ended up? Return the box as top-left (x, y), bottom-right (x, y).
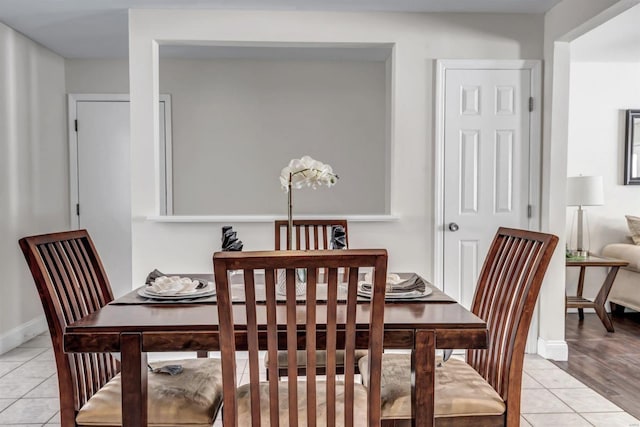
top-left (566, 176), bottom-right (604, 207)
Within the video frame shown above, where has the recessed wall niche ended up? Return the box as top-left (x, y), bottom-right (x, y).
top-left (158, 43), bottom-right (392, 216)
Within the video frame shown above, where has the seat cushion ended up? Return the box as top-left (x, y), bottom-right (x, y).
top-left (359, 354), bottom-right (505, 420)
top-left (265, 349), bottom-right (368, 367)
top-left (76, 358), bottom-right (223, 426)
top-left (236, 380), bottom-right (370, 426)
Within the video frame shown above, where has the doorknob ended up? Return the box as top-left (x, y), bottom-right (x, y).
top-left (448, 222), bottom-right (459, 232)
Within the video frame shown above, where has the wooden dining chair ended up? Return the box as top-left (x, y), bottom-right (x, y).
top-left (213, 249), bottom-right (388, 426)
top-left (358, 227), bottom-right (558, 427)
top-left (19, 230), bottom-right (224, 427)
top-left (274, 219), bottom-right (349, 251)
top-left (271, 219), bottom-right (361, 379)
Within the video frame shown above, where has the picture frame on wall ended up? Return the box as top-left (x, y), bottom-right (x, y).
top-left (624, 109), bottom-right (640, 185)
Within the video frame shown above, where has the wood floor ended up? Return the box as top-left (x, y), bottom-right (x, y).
top-left (554, 312), bottom-right (640, 419)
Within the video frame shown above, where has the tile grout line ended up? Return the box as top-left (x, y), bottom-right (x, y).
top-left (547, 386), bottom-right (625, 414)
top-left (522, 412), bottom-right (597, 427)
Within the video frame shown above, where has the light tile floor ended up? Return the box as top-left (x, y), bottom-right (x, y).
top-left (1, 333), bottom-right (639, 426)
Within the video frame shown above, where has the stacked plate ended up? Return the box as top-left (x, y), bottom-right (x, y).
top-left (138, 276), bottom-right (215, 300)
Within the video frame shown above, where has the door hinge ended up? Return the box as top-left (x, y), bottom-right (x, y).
top-left (76, 203), bottom-right (80, 216)
top-left (74, 119), bottom-right (78, 132)
top-left (527, 204), bottom-right (532, 218)
top-left (528, 97), bottom-right (533, 112)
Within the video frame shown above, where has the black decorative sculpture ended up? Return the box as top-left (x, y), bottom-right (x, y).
top-left (221, 226), bottom-right (243, 251)
top-left (330, 225), bottom-right (347, 249)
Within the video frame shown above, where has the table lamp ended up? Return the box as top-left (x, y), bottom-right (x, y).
top-left (567, 175), bottom-right (604, 257)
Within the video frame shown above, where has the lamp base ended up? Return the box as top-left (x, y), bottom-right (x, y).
top-left (567, 249), bottom-right (589, 259)
top-left (569, 206), bottom-right (591, 259)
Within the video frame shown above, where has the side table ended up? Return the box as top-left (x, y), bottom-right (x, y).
top-left (566, 254), bottom-right (629, 332)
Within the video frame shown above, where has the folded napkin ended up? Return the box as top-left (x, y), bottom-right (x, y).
top-left (359, 273), bottom-right (425, 294)
top-left (147, 276), bottom-right (205, 295)
top-left (148, 363), bottom-right (184, 375)
top-left (145, 269), bottom-right (207, 294)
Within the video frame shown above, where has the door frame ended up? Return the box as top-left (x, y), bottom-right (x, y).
top-left (67, 93), bottom-right (173, 227)
top-left (433, 59), bottom-right (542, 350)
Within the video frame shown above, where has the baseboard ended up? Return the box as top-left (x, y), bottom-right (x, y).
top-left (537, 337), bottom-right (568, 361)
top-left (0, 316), bottom-right (47, 354)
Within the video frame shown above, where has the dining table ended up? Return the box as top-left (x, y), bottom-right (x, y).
top-left (63, 272), bottom-right (488, 427)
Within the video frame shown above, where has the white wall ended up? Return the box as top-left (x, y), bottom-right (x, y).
top-left (159, 57), bottom-right (388, 216)
top-left (539, 0), bottom-right (634, 359)
top-left (566, 61), bottom-right (640, 298)
top-left (128, 10), bottom-right (544, 284)
top-left (65, 59), bottom-right (129, 93)
top-left (67, 56), bottom-right (388, 216)
top-left (0, 22), bottom-right (67, 352)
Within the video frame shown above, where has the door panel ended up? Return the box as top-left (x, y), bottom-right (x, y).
top-left (443, 69), bottom-right (531, 308)
top-left (76, 100), bottom-right (132, 297)
top-left (460, 130), bottom-right (479, 214)
top-left (71, 97), bottom-right (169, 297)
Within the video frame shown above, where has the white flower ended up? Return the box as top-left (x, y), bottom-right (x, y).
top-left (280, 155), bottom-right (338, 192)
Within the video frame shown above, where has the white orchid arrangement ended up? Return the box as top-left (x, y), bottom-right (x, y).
top-left (279, 155), bottom-right (339, 192)
top-left (280, 156), bottom-right (339, 249)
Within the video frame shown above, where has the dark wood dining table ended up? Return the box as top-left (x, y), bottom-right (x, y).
top-left (63, 273), bottom-right (487, 427)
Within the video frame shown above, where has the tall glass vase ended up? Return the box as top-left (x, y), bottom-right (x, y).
top-left (279, 174), bottom-right (306, 295)
top-left (276, 269), bottom-right (307, 296)
top-left (287, 174), bottom-right (293, 250)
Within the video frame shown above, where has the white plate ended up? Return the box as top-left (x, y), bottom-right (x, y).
top-left (138, 283), bottom-right (215, 300)
top-left (357, 284), bottom-right (432, 300)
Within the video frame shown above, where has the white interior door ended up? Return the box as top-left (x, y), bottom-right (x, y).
top-left (442, 68), bottom-right (533, 308)
top-left (69, 95), bottom-right (170, 297)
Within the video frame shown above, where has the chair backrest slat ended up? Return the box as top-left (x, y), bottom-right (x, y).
top-left (343, 267), bottom-right (359, 427)
top-left (325, 267), bottom-right (338, 427)
top-left (214, 249), bottom-right (387, 427)
top-left (305, 269), bottom-right (318, 427)
top-left (285, 268), bottom-right (299, 427)
top-left (264, 269), bottom-right (280, 427)
top-left (467, 227), bottom-right (558, 421)
top-left (19, 230), bottom-right (120, 426)
top-left (243, 269), bottom-right (261, 427)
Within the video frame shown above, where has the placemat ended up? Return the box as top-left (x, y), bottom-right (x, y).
top-left (109, 273), bottom-right (455, 306)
